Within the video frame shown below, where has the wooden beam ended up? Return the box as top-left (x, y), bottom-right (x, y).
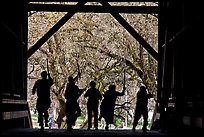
top-left (28, 0), bottom-right (159, 2)
top-left (2, 111), bottom-right (29, 120)
top-left (2, 99), bottom-right (28, 104)
top-left (101, 1), bottom-right (158, 61)
top-left (28, 4), bottom-right (158, 13)
top-left (27, 1), bottom-right (87, 58)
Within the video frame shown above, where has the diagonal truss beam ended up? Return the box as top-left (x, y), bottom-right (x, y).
top-left (27, 1), bottom-right (87, 59)
top-left (101, 1), bottom-right (158, 61)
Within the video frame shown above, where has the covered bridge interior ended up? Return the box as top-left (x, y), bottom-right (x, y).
top-left (0, 0), bottom-right (202, 135)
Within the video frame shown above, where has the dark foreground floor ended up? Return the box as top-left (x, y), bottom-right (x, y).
top-left (1, 128), bottom-right (202, 137)
top-left (1, 128), bottom-right (168, 137)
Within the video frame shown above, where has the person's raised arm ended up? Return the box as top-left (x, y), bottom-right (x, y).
top-left (47, 72), bottom-right (54, 85)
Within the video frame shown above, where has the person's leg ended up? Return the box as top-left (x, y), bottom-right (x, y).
top-left (142, 110), bottom-right (148, 133)
top-left (38, 112), bottom-right (43, 126)
top-left (87, 107), bottom-right (92, 130)
top-left (38, 111), bottom-right (44, 131)
top-left (37, 105), bottom-right (44, 128)
top-left (99, 101), bottom-right (104, 121)
top-left (132, 110), bottom-right (141, 131)
top-left (93, 107), bottom-right (99, 130)
top-left (67, 113), bottom-right (75, 131)
top-left (105, 123), bottom-right (109, 131)
top-left (66, 103), bottom-right (73, 131)
top-left (103, 116), bottom-right (109, 131)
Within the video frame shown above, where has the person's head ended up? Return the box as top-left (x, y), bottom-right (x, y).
top-left (90, 81), bottom-right (96, 88)
top-left (140, 86), bottom-right (146, 93)
top-left (41, 71), bottom-right (47, 79)
top-left (68, 76), bottom-right (74, 83)
top-left (109, 84), bottom-right (116, 91)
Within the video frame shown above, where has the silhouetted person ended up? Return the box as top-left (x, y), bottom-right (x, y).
top-left (132, 85), bottom-right (153, 133)
top-left (64, 76), bottom-right (82, 131)
top-left (32, 71), bottom-right (54, 131)
top-left (84, 81), bottom-right (102, 130)
top-left (99, 84), bottom-right (125, 131)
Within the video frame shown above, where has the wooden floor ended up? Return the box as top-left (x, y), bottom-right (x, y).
top-left (1, 128), bottom-right (168, 137)
top-left (2, 127), bottom-right (202, 137)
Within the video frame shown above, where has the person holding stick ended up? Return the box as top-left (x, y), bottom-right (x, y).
top-left (99, 84), bottom-right (126, 131)
top-left (32, 60), bottom-right (54, 131)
